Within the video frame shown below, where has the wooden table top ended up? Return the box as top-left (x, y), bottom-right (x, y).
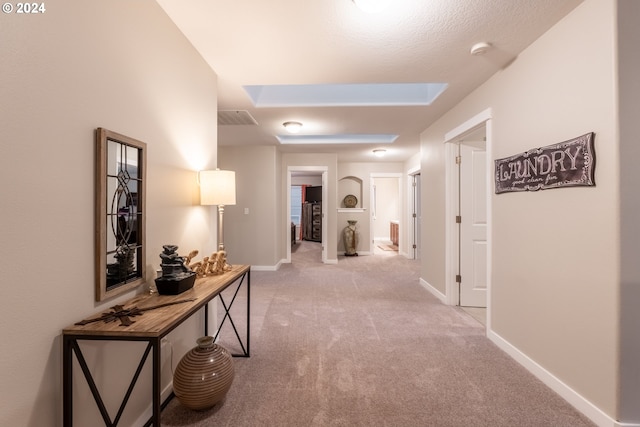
top-left (63, 264), bottom-right (250, 338)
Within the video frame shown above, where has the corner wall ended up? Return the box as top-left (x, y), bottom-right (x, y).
top-left (0, 2), bottom-right (219, 425)
top-left (338, 162), bottom-right (405, 254)
top-left (420, 0), bottom-right (622, 422)
top-left (218, 146), bottom-right (280, 268)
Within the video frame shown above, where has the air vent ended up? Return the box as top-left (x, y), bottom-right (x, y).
top-left (218, 110), bottom-right (258, 126)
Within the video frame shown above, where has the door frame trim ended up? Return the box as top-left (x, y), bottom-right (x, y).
top-left (287, 166), bottom-right (328, 264)
top-left (407, 167), bottom-right (420, 260)
top-left (444, 109), bottom-right (493, 328)
top-left (369, 172), bottom-right (403, 254)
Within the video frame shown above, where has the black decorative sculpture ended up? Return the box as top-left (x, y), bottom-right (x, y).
top-left (155, 245), bottom-right (196, 295)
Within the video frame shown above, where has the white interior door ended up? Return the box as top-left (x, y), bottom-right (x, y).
top-left (459, 142), bottom-right (487, 307)
top-left (369, 173), bottom-right (402, 253)
top-left (413, 174), bottom-right (421, 260)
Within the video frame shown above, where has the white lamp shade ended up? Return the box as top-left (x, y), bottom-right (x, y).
top-left (200, 170), bottom-right (236, 206)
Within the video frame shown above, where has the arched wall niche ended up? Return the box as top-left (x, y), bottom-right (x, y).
top-left (338, 175), bottom-right (363, 208)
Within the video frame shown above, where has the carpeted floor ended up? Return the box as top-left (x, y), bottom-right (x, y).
top-left (161, 241), bottom-right (594, 427)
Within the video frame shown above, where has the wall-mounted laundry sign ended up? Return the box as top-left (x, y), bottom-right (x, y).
top-left (494, 132), bottom-right (595, 194)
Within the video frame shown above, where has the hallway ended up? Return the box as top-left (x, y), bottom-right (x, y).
top-left (162, 242), bottom-right (593, 426)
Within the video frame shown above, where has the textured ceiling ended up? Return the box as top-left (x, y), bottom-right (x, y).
top-left (156, 0), bottom-right (582, 163)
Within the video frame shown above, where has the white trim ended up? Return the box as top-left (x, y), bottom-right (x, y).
top-left (251, 262), bottom-right (282, 271)
top-left (484, 119), bottom-right (493, 331)
top-left (287, 166), bottom-right (328, 264)
top-left (407, 170), bottom-right (420, 260)
top-left (337, 208), bottom-right (366, 213)
top-left (369, 172), bottom-right (403, 255)
top-left (488, 330), bottom-right (634, 427)
top-left (419, 278), bottom-right (446, 304)
top-left (444, 142), bottom-right (459, 306)
top-left (407, 165), bottom-right (420, 175)
top-left (443, 108), bottom-right (493, 312)
top-left (133, 383), bottom-right (174, 427)
top-left (444, 108), bottom-right (493, 143)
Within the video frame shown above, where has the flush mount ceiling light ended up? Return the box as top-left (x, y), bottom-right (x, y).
top-left (470, 42), bottom-right (492, 56)
top-left (283, 121), bottom-right (303, 133)
top-left (373, 149), bottom-right (387, 157)
top-left (352, 0), bottom-right (391, 13)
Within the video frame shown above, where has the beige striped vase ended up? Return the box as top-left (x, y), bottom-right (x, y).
top-left (173, 336), bottom-right (235, 410)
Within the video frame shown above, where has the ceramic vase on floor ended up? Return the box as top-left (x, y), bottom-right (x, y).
top-left (343, 220), bottom-right (359, 256)
top-left (173, 336), bottom-right (235, 410)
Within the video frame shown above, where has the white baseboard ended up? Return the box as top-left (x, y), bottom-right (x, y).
top-left (250, 261), bottom-right (283, 271)
top-left (132, 382), bottom-right (174, 426)
top-left (487, 329), bottom-right (636, 427)
top-left (419, 278), bottom-right (446, 304)
top-left (250, 257), bottom-right (337, 269)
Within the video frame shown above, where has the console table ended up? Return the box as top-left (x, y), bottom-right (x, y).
top-left (62, 264), bottom-right (250, 427)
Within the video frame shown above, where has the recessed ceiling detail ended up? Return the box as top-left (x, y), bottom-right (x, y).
top-left (276, 134), bottom-right (398, 145)
top-left (218, 110), bottom-right (258, 125)
top-left (244, 83), bottom-right (448, 108)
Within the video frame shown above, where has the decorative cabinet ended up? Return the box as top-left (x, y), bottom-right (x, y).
top-left (390, 221), bottom-right (399, 246)
top-left (302, 202), bottom-right (322, 242)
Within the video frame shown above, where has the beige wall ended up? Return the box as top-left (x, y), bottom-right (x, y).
top-left (420, 0), bottom-right (626, 421)
top-left (218, 146), bottom-right (280, 268)
top-left (337, 162), bottom-right (404, 254)
top-left (217, 147), bottom-right (411, 264)
top-left (3, 0), bottom-right (633, 424)
top-left (0, 1), bottom-right (219, 425)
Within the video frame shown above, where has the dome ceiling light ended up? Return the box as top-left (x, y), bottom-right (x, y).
top-left (470, 42), bottom-right (492, 56)
top-left (283, 121), bottom-right (303, 133)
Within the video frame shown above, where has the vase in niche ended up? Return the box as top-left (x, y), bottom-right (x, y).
top-left (343, 220), bottom-right (359, 256)
top-left (173, 336), bottom-right (235, 410)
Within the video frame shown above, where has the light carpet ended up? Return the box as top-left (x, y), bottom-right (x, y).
top-left (161, 241), bottom-right (594, 427)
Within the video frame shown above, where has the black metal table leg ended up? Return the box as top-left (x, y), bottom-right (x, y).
top-left (63, 335), bottom-right (73, 427)
top-left (204, 302), bottom-right (209, 336)
top-left (246, 270), bottom-right (250, 357)
top-left (152, 338), bottom-right (161, 426)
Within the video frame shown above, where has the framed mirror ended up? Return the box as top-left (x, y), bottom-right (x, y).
top-left (95, 128), bottom-right (147, 301)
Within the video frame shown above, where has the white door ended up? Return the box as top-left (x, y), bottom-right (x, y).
top-left (370, 174), bottom-right (401, 253)
top-left (459, 142), bottom-right (487, 307)
top-left (412, 173), bottom-right (421, 260)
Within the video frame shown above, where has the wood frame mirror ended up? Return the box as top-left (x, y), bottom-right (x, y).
top-left (95, 128), bottom-right (147, 301)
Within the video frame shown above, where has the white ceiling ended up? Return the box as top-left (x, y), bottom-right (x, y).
top-left (156, 0), bottom-right (582, 163)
